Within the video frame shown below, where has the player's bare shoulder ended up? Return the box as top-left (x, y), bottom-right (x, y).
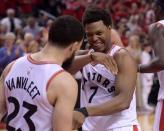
top-left (149, 22), bottom-right (164, 39)
top-left (113, 48), bottom-right (135, 63)
top-left (48, 70), bottom-right (78, 92)
top-left (47, 70), bottom-right (78, 106)
top-left (56, 71), bottom-right (78, 86)
top-left (113, 48), bottom-right (137, 72)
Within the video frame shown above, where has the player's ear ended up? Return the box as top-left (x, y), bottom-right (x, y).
top-left (69, 41), bottom-right (81, 52)
top-left (107, 25), bottom-right (112, 30)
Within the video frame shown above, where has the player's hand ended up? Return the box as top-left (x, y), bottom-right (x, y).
top-left (72, 111), bottom-right (85, 130)
top-left (91, 52), bottom-right (118, 75)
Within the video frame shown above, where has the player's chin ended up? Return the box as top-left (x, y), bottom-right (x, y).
top-left (93, 47), bottom-right (105, 52)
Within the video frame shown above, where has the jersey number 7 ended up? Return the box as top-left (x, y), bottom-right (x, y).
top-left (89, 86), bottom-right (98, 103)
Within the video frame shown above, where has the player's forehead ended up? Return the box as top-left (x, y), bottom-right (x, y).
top-left (85, 20), bottom-right (108, 34)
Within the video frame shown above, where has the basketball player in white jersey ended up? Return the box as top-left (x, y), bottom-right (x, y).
top-left (0, 14), bottom-right (121, 130)
top-left (71, 6), bottom-right (140, 131)
top-left (0, 15), bottom-right (85, 131)
top-left (138, 0), bottom-right (164, 130)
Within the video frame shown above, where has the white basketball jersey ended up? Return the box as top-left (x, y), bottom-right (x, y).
top-left (81, 45), bottom-right (138, 130)
top-left (4, 55), bottom-right (64, 131)
top-left (157, 20), bottom-right (164, 100)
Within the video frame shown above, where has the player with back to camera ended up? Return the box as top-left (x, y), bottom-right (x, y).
top-left (0, 15), bottom-right (85, 131)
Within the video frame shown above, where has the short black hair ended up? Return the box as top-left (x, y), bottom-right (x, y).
top-left (155, 0), bottom-right (164, 11)
top-left (82, 6), bottom-right (113, 27)
top-left (48, 15), bottom-right (84, 48)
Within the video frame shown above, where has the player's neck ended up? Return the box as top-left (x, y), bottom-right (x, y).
top-left (104, 43), bottom-right (113, 54)
top-left (33, 44), bottom-right (67, 65)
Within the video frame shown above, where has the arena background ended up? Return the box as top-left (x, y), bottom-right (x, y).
top-left (0, 0), bottom-right (158, 130)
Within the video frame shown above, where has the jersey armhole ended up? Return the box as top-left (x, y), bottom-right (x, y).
top-left (44, 69), bottom-right (65, 108)
top-left (46, 70), bottom-right (65, 91)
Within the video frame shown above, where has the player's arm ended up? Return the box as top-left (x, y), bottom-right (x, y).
top-left (0, 61), bottom-right (15, 122)
top-left (0, 73), bottom-right (6, 122)
top-left (73, 50), bottom-right (136, 119)
top-left (84, 49), bottom-right (137, 116)
top-left (67, 53), bottom-right (92, 74)
top-left (73, 49), bottom-right (137, 128)
top-left (47, 71), bottom-right (78, 131)
top-left (139, 23), bottom-right (164, 73)
top-left (67, 52), bottom-right (118, 75)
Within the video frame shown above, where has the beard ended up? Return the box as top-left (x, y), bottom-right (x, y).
top-left (62, 52), bottom-right (75, 70)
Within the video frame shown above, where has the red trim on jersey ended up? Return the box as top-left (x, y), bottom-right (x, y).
top-left (133, 125), bottom-right (138, 131)
top-left (160, 101), bottom-right (164, 131)
top-left (27, 55), bottom-right (58, 65)
top-left (46, 70), bottom-right (65, 91)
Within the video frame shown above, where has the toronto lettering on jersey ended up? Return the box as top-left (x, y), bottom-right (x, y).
top-left (6, 77), bottom-right (40, 99)
top-left (82, 72), bottom-right (115, 93)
